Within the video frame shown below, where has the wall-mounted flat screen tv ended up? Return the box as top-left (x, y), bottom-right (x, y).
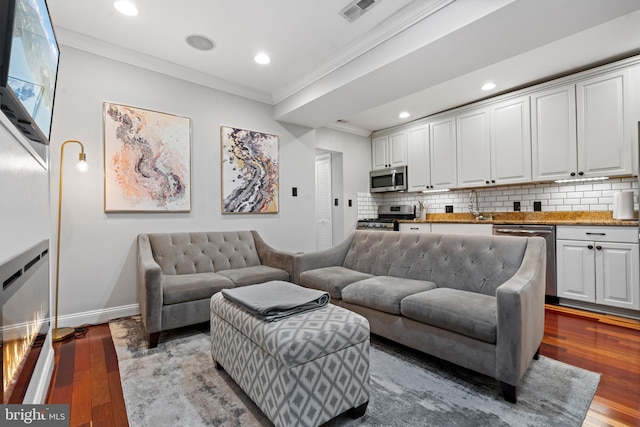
top-left (0, 0), bottom-right (59, 148)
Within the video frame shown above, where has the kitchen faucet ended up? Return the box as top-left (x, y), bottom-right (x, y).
top-left (468, 189), bottom-right (492, 220)
top-left (469, 189), bottom-right (479, 217)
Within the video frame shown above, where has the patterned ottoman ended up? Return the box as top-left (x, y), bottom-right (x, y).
top-left (210, 291), bottom-right (370, 427)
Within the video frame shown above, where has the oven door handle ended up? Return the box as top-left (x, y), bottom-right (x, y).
top-left (494, 229), bottom-right (553, 236)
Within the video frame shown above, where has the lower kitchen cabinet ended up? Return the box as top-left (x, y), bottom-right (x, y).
top-left (399, 223), bottom-right (431, 233)
top-left (430, 223), bottom-right (493, 235)
top-left (556, 226), bottom-right (639, 310)
top-left (398, 223), bottom-right (493, 235)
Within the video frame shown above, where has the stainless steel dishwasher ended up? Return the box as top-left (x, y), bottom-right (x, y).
top-left (492, 224), bottom-right (557, 303)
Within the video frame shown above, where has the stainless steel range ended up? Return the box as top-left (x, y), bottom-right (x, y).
top-left (357, 205), bottom-right (415, 231)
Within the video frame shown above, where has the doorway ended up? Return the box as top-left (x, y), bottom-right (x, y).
top-left (315, 153), bottom-right (332, 250)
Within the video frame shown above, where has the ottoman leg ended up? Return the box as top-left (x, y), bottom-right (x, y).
top-left (349, 401), bottom-right (368, 419)
top-left (213, 360), bottom-right (223, 370)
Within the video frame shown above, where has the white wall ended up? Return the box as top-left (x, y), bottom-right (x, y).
top-left (316, 127), bottom-right (370, 237)
top-left (50, 46), bottom-right (325, 325)
top-left (0, 114), bottom-right (53, 403)
top-left (0, 116), bottom-right (49, 261)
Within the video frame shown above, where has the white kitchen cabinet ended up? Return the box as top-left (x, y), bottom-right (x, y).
top-left (556, 226), bottom-right (639, 310)
top-left (430, 223), bottom-right (493, 235)
top-left (456, 107), bottom-right (491, 187)
top-left (406, 117), bottom-right (457, 192)
top-left (576, 69), bottom-right (633, 178)
top-left (490, 96), bottom-right (531, 185)
top-left (399, 223), bottom-right (493, 235)
top-left (533, 70), bottom-right (633, 181)
top-left (399, 223), bottom-right (431, 233)
top-left (531, 84), bottom-right (577, 181)
top-left (372, 130), bottom-right (407, 170)
top-left (429, 115), bottom-right (457, 189)
top-left (407, 124), bottom-right (429, 191)
top-left (457, 97), bottom-right (531, 188)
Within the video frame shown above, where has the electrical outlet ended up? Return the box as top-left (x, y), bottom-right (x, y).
top-left (292, 187), bottom-right (297, 197)
top-left (445, 205), bottom-right (453, 213)
top-left (514, 201), bottom-right (520, 212)
top-left (348, 199), bottom-right (352, 207)
top-left (534, 201), bottom-right (542, 212)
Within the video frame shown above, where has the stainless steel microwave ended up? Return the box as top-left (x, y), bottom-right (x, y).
top-left (369, 166), bottom-right (407, 192)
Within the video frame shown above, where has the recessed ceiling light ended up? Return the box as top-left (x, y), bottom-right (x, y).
top-left (113, 0), bottom-right (139, 16)
top-left (399, 111), bottom-right (410, 119)
top-left (254, 53), bottom-right (271, 65)
top-left (186, 35), bottom-right (215, 51)
top-left (481, 82), bottom-right (496, 91)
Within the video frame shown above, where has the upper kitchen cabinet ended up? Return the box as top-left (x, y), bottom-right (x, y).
top-left (406, 117), bottom-right (457, 192)
top-left (429, 115), bottom-right (457, 189)
top-left (407, 124), bottom-right (429, 191)
top-left (372, 129), bottom-right (407, 170)
top-left (490, 96), bottom-right (532, 185)
top-left (576, 69), bottom-right (632, 178)
top-left (533, 70), bottom-right (633, 181)
top-left (457, 96), bottom-right (531, 188)
top-left (456, 107), bottom-right (491, 187)
top-left (531, 85), bottom-right (577, 181)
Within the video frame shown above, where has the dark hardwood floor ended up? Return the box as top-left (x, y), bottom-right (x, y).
top-left (46, 306), bottom-right (640, 427)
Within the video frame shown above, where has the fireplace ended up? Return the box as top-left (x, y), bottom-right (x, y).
top-left (0, 240), bottom-right (50, 403)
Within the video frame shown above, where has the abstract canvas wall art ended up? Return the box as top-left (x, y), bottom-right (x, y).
top-left (104, 102), bottom-right (191, 212)
top-left (221, 126), bottom-right (279, 213)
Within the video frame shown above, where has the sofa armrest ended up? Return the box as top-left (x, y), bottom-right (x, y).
top-left (495, 236), bottom-right (546, 386)
top-left (251, 230), bottom-right (296, 279)
top-left (293, 232), bottom-right (356, 284)
top-left (137, 234), bottom-right (163, 334)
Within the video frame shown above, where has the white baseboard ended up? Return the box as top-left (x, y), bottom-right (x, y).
top-left (23, 334), bottom-right (54, 404)
top-left (56, 303), bottom-right (140, 328)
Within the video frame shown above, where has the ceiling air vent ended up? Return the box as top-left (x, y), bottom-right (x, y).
top-left (340, 0), bottom-right (381, 22)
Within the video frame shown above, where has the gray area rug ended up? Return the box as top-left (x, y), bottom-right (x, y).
top-left (109, 316), bottom-right (600, 427)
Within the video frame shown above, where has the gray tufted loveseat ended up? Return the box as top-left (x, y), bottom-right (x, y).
top-left (137, 230), bottom-right (294, 347)
top-left (293, 230), bottom-right (546, 402)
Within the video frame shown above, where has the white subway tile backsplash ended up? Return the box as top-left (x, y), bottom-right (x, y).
top-left (357, 177), bottom-right (638, 218)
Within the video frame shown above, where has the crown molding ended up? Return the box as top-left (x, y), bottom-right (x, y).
top-left (323, 121), bottom-right (372, 137)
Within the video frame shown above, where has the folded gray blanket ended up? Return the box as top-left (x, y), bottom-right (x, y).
top-left (221, 281), bottom-right (330, 322)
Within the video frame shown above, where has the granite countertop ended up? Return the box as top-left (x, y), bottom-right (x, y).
top-left (399, 211), bottom-right (639, 227)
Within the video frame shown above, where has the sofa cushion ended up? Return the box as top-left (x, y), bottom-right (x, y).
top-left (217, 265), bottom-right (290, 287)
top-left (299, 266), bottom-right (373, 299)
top-left (401, 288), bottom-right (497, 343)
top-left (162, 273), bottom-right (234, 305)
top-left (342, 276), bottom-right (436, 315)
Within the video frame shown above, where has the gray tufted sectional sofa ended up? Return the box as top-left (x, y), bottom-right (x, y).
top-left (293, 230), bottom-right (546, 402)
top-left (137, 230), bottom-right (294, 348)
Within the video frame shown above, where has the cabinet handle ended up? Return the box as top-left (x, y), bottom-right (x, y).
top-left (410, 227), bottom-right (419, 230)
top-left (578, 171), bottom-right (584, 176)
top-left (494, 229), bottom-right (553, 235)
top-left (570, 172), bottom-right (576, 177)
top-left (596, 245), bottom-right (602, 250)
top-left (587, 245), bottom-right (594, 250)
top-left (586, 232), bottom-right (606, 236)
